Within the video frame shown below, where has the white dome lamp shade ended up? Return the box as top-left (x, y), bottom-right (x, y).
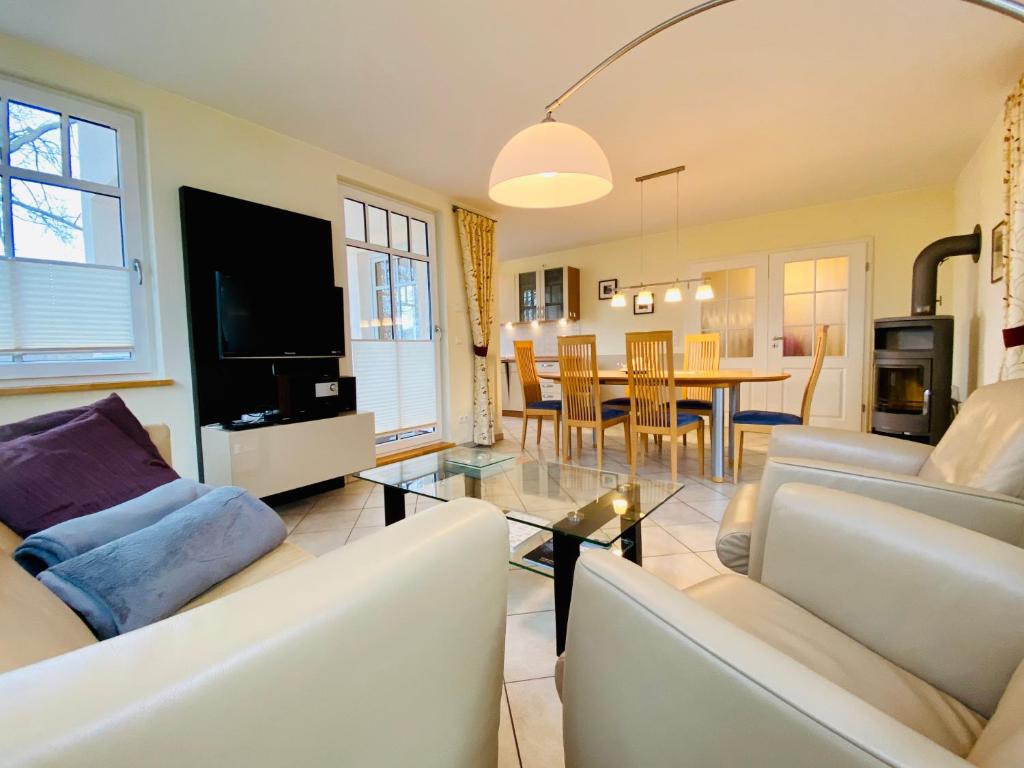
top-left (489, 118), bottom-right (613, 208)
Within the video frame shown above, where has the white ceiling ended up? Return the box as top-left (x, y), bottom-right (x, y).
top-left (1, 0), bottom-right (1022, 259)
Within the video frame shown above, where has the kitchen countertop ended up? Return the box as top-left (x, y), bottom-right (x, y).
top-left (500, 356), bottom-right (559, 363)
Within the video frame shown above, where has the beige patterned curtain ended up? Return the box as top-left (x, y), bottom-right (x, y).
top-left (456, 207), bottom-right (497, 444)
top-left (1003, 76), bottom-right (1024, 380)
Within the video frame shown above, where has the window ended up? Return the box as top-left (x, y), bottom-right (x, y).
top-left (0, 76), bottom-right (150, 379)
top-left (700, 267), bottom-right (755, 358)
top-left (343, 190), bottom-right (439, 451)
top-left (782, 256), bottom-right (847, 356)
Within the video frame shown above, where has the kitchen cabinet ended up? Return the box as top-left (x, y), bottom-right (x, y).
top-left (515, 266), bottom-right (580, 322)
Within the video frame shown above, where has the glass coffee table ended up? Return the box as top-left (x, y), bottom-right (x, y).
top-left (355, 447), bottom-right (683, 653)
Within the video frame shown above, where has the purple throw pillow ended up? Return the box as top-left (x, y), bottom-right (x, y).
top-left (0, 409), bottom-right (179, 538)
top-left (0, 393), bottom-right (162, 461)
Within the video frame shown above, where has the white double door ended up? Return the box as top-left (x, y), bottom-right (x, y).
top-left (684, 240), bottom-right (868, 430)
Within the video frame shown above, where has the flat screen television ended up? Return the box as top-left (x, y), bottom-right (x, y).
top-left (216, 272), bottom-right (345, 359)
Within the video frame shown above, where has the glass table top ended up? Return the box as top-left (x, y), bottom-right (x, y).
top-left (355, 448), bottom-right (683, 551)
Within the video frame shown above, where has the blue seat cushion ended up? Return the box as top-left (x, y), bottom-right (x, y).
top-left (676, 399), bottom-right (712, 411)
top-left (526, 400), bottom-right (562, 411)
top-left (599, 406), bottom-right (627, 422)
top-left (603, 397), bottom-right (631, 407)
top-left (675, 412), bottom-right (703, 427)
top-left (732, 410), bottom-right (802, 426)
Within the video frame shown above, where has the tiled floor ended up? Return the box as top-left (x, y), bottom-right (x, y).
top-left (275, 416), bottom-right (767, 768)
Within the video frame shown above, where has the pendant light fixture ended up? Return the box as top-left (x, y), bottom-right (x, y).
top-left (488, 117), bottom-right (612, 208)
top-left (489, 1), bottom-right (1024, 209)
top-left (634, 176), bottom-right (653, 308)
top-left (695, 282), bottom-right (715, 301)
top-left (664, 170), bottom-right (684, 303)
top-left (610, 164), bottom-right (709, 309)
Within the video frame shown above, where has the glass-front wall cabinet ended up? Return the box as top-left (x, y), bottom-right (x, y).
top-left (516, 266), bottom-right (579, 323)
top-left (518, 271), bottom-right (539, 322)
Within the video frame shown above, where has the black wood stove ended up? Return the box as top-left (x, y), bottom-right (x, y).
top-left (871, 228), bottom-right (980, 445)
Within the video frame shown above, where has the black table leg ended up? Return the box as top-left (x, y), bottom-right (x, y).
top-left (621, 520), bottom-right (643, 565)
top-left (383, 486), bottom-right (408, 526)
top-left (553, 530), bottom-right (582, 655)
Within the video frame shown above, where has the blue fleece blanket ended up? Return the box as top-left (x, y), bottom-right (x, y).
top-left (38, 486), bottom-right (286, 639)
top-left (14, 478), bottom-right (212, 576)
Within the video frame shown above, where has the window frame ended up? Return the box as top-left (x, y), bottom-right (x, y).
top-left (0, 74), bottom-right (152, 381)
top-left (340, 184), bottom-right (442, 453)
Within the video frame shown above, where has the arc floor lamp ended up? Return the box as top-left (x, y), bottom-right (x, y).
top-left (489, 0), bottom-right (1024, 209)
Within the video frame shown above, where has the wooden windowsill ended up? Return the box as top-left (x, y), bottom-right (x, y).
top-left (375, 441), bottom-right (455, 467)
top-left (0, 378), bottom-right (174, 397)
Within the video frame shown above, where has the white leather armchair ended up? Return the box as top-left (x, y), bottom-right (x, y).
top-left (562, 484), bottom-right (1024, 767)
top-left (0, 499), bottom-right (509, 768)
top-left (717, 378), bottom-right (1024, 577)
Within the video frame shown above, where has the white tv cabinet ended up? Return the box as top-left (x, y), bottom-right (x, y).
top-left (200, 411), bottom-right (375, 498)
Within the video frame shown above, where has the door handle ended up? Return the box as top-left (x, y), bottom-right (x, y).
top-left (771, 335), bottom-right (784, 348)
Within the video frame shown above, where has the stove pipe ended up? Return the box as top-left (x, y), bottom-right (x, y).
top-left (910, 226), bottom-right (981, 316)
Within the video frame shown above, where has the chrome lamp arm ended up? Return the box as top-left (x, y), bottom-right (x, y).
top-left (544, 0), bottom-right (1024, 116)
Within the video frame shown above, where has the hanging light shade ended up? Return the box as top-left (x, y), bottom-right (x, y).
top-left (636, 289), bottom-right (654, 308)
top-left (610, 291), bottom-right (627, 308)
top-left (489, 119), bottom-right (613, 208)
top-left (664, 285), bottom-right (683, 303)
top-left (695, 283), bottom-right (715, 301)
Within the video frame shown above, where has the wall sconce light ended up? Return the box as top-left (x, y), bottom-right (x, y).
top-left (610, 292), bottom-right (627, 308)
top-left (664, 285), bottom-right (683, 303)
top-left (635, 288), bottom-right (654, 308)
top-left (694, 283), bottom-right (715, 301)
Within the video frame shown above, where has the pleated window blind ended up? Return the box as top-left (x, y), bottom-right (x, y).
top-left (0, 76), bottom-right (150, 379)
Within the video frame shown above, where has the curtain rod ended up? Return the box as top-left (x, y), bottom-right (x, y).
top-left (452, 204), bottom-right (498, 223)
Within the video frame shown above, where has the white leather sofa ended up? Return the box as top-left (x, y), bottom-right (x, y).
top-left (0, 424), bottom-right (510, 767)
top-left (561, 484), bottom-right (1024, 767)
top-left (716, 378), bottom-right (1024, 577)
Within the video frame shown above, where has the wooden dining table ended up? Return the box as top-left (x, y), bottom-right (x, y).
top-left (537, 369), bottom-right (791, 482)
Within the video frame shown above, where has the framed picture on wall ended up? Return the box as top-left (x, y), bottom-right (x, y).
top-left (992, 220), bottom-right (1007, 284)
top-left (633, 295), bottom-right (654, 315)
top-left (598, 279), bottom-right (618, 300)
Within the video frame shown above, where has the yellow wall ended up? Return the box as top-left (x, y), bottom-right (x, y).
top-left (500, 185), bottom-right (955, 353)
top-left (0, 33), bottom-right (482, 476)
top-left (952, 110), bottom-right (1007, 395)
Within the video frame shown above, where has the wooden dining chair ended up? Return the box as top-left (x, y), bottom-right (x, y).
top-left (678, 332), bottom-right (720, 416)
top-left (557, 335), bottom-right (632, 469)
top-left (626, 331), bottom-right (705, 483)
top-left (514, 340), bottom-right (561, 450)
top-left (733, 325), bottom-right (828, 482)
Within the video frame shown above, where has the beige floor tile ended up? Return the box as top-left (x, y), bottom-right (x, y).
top-left (649, 500), bottom-right (710, 526)
top-left (274, 502), bottom-right (311, 534)
top-left (506, 677), bottom-right (564, 768)
top-left (292, 505), bottom-right (362, 533)
top-left (310, 493), bottom-right (368, 512)
top-left (499, 685), bottom-right (522, 768)
top-left (505, 611), bottom-right (557, 683)
top-left (697, 549), bottom-right (733, 575)
top-left (642, 552), bottom-right (719, 590)
top-left (285, 528), bottom-right (353, 557)
top-left (675, 482), bottom-right (728, 502)
top-left (685, 499), bottom-right (731, 522)
top-left (508, 569), bottom-right (554, 615)
top-left (662, 521), bottom-right (720, 553)
top-left (346, 525), bottom-right (385, 544)
top-left (355, 505), bottom-right (386, 527)
top-left (637, 525), bottom-right (690, 556)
